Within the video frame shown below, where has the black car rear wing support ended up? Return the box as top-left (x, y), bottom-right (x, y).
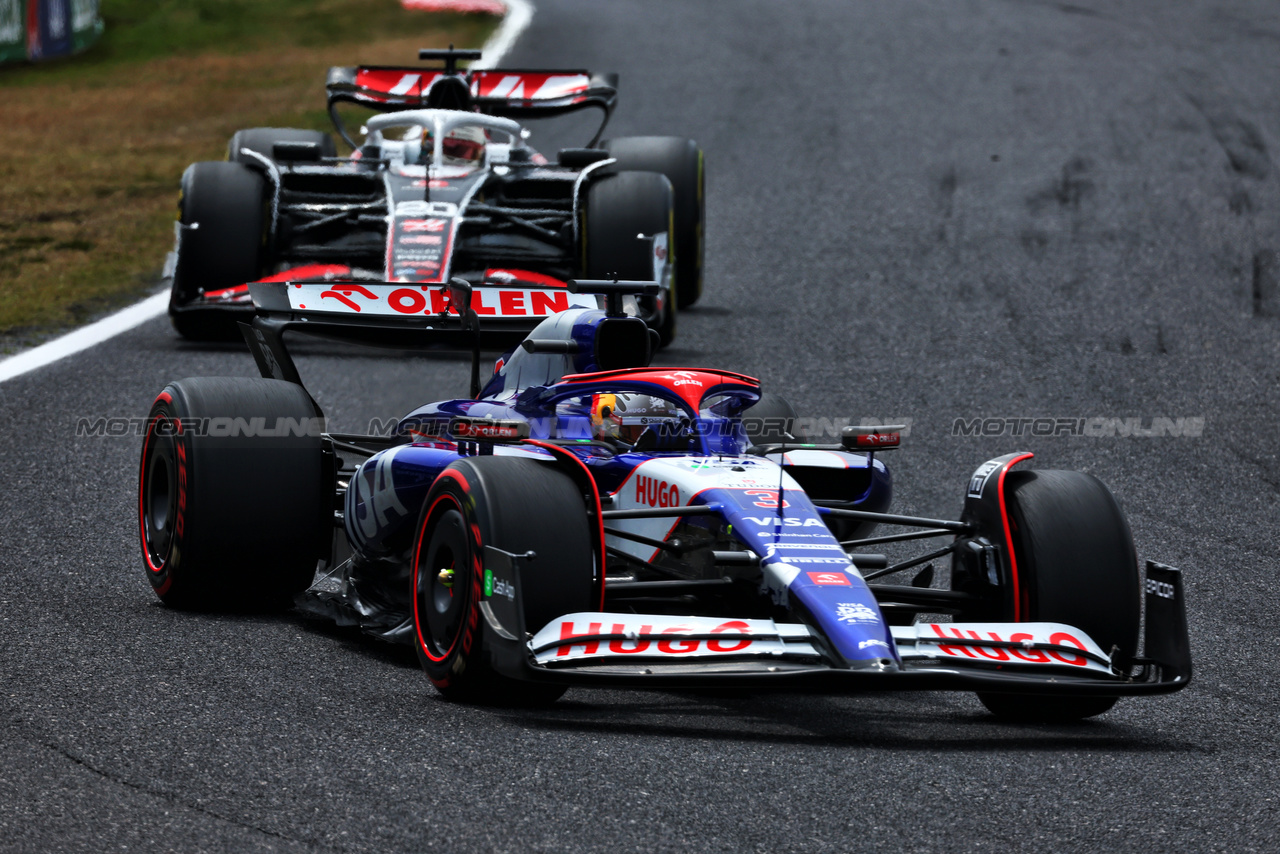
top-left (418, 46), bottom-right (482, 74)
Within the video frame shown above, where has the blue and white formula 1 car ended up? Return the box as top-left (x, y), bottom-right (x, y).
top-left (137, 280), bottom-right (1191, 721)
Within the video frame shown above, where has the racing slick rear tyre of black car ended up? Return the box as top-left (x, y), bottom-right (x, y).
top-left (228, 127), bottom-right (338, 164)
top-left (138, 377), bottom-right (324, 610)
top-left (582, 170), bottom-right (678, 346)
top-left (603, 136), bottom-right (705, 309)
top-left (412, 457), bottom-right (597, 706)
top-left (170, 161), bottom-right (266, 340)
top-left (976, 470), bottom-right (1141, 722)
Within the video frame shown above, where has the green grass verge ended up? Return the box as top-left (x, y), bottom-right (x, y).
top-left (2, 0), bottom-right (496, 83)
top-left (0, 1), bottom-right (498, 350)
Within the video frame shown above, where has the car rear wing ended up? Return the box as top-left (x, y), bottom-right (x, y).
top-left (241, 278), bottom-right (652, 398)
top-left (326, 62), bottom-right (619, 147)
top-left (326, 66), bottom-right (614, 110)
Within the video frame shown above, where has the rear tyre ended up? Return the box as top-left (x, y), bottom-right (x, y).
top-left (228, 127), bottom-right (337, 164)
top-left (582, 170), bottom-right (678, 346)
top-left (976, 470), bottom-right (1140, 722)
top-left (170, 161), bottom-right (265, 340)
top-left (604, 136), bottom-right (705, 309)
top-left (412, 457), bottom-right (596, 705)
top-left (138, 377), bottom-right (325, 610)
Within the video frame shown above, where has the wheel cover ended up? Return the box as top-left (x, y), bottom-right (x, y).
top-left (414, 500), bottom-right (474, 663)
top-left (139, 414), bottom-right (181, 576)
top-left (145, 453), bottom-right (173, 557)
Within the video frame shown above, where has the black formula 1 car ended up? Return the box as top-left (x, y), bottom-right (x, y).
top-left (166, 47), bottom-right (704, 346)
top-left (137, 278), bottom-right (1191, 721)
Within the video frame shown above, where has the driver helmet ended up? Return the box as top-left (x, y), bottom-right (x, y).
top-left (592, 393), bottom-right (682, 443)
top-left (421, 124), bottom-right (486, 169)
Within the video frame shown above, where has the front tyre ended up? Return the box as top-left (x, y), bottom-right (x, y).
top-left (170, 161), bottom-right (266, 341)
top-left (977, 469), bottom-right (1141, 721)
top-left (604, 136), bottom-right (705, 309)
top-left (412, 457), bottom-right (597, 705)
top-left (139, 377), bottom-right (325, 610)
top-left (742, 393), bottom-right (800, 446)
top-left (582, 169), bottom-right (678, 346)
top-left (228, 127), bottom-right (337, 164)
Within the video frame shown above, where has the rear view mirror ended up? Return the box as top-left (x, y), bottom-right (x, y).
top-left (558, 148), bottom-right (611, 168)
top-left (445, 277), bottom-right (473, 317)
top-left (272, 141), bottom-right (322, 162)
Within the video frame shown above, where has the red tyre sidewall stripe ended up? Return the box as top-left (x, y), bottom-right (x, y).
top-left (139, 397), bottom-right (184, 598)
top-left (139, 416), bottom-right (162, 573)
top-left (412, 469), bottom-right (481, 676)
top-left (996, 452), bottom-right (1035, 621)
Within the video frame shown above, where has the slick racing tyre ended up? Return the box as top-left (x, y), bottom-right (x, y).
top-left (976, 470), bottom-right (1141, 722)
top-left (412, 457), bottom-right (596, 705)
top-left (604, 136), bottom-right (705, 309)
top-left (170, 161), bottom-right (266, 340)
top-left (582, 169), bottom-right (678, 346)
top-left (138, 377), bottom-right (325, 610)
top-left (742, 393), bottom-right (800, 447)
top-left (228, 127), bottom-right (338, 164)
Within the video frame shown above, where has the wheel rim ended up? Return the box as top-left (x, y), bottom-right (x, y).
top-left (140, 416), bottom-right (179, 573)
top-left (415, 503), bottom-right (473, 662)
top-left (146, 453), bottom-right (173, 555)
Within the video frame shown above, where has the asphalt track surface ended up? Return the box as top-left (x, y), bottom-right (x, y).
top-left (2, 1), bottom-right (1279, 851)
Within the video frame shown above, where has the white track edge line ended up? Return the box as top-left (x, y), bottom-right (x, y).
top-left (474, 0), bottom-right (534, 70)
top-left (0, 292), bottom-right (170, 384)
top-left (0, 0), bottom-right (535, 385)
